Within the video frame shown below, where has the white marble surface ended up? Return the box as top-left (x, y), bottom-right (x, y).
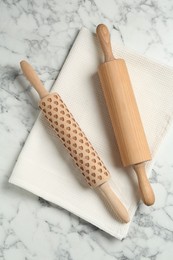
top-left (1, 0), bottom-right (173, 259)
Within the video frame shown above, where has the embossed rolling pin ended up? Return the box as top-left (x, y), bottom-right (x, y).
top-left (96, 24), bottom-right (155, 206)
top-left (20, 60), bottom-right (129, 223)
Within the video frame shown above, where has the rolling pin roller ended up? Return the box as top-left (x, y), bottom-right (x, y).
top-left (96, 24), bottom-right (155, 206)
top-left (20, 60), bottom-right (130, 223)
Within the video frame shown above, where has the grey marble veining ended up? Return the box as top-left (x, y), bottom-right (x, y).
top-left (1, 0), bottom-right (173, 259)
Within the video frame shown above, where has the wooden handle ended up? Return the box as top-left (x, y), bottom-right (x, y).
top-left (133, 163), bottom-right (155, 206)
top-left (20, 60), bottom-right (49, 99)
top-left (96, 24), bottom-right (115, 62)
top-left (98, 182), bottom-right (129, 223)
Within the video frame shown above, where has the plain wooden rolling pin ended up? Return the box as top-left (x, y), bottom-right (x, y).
top-left (20, 60), bottom-right (129, 223)
top-left (96, 24), bottom-right (155, 206)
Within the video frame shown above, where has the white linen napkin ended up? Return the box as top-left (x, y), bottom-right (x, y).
top-left (9, 28), bottom-right (173, 239)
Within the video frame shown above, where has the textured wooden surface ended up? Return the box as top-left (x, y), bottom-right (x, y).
top-left (39, 92), bottom-right (110, 188)
top-left (97, 24), bottom-right (155, 206)
top-left (20, 60), bottom-right (130, 223)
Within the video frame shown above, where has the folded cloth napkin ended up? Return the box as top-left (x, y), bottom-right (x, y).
top-left (9, 28), bottom-right (173, 239)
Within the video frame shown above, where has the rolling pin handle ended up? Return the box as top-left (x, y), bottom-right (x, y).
top-left (133, 163), bottom-right (155, 206)
top-left (96, 24), bottom-right (115, 62)
top-left (20, 60), bottom-right (49, 99)
top-left (98, 182), bottom-right (130, 223)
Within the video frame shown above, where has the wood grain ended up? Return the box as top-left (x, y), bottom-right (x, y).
top-left (96, 24), bottom-right (115, 62)
top-left (20, 60), bottom-right (49, 99)
top-left (20, 60), bottom-right (130, 223)
top-left (97, 24), bottom-right (155, 206)
top-left (99, 182), bottom-right (129, 223)
top-left (134, 163), bottom-right (155, 206)
top-left (98, 59), bottom-right (151, 166)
